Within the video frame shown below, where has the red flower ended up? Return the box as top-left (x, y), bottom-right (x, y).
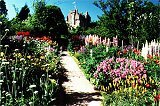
top-left (133, 48), bottom-right (140, 55)
top-left (36, 36), bottom-right (51, 42)
top-left (117, 51), bottom-right (121, 55)
top-left (147, 54), bottom-right (153, 59)
top-left (145, 83), bottom-right (150, 88)
top-left (16, 31), bottom-right (30, 37)
top-left (132, 83), bottom-right (136, 88)
top-left (123, 49), bottom-right (127, 54)
top-left (154, 94), bottom-right (160, 102)
top-left (25, 31), bottom-right (30, 36)
top-left (154, 60), bottom-right (159, 64)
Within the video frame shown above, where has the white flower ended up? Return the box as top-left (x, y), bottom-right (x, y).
top-left (20, 58), bottom-right (25, 61)
top-left (19, 68), bottom-right (22, 70)
top-left (29, 85), bottom-right (36, 89)
top-left (2, 62), bottom-right (9, 65)
top-left (34, 91), bottom-right (38, 94)
top-left (6, 93), bottom-right (11, 97)
top-left (2, 59), bottom-right (7, 62)
top-left (4, 45), bottom-right (9, 47)
top-left (11, 67), bottom-right (14, 70)
top-left (25, 67), bottom-right (29, 70)
top-left (4, 28), bottom-right (9, 32)
top-left (0, 80), bottom-right (4, 83)
top-left (15, 68), bottom-right (19, 70)
top-left (29, 102), bottom-right (33, 105)
top-left (0, 21), bottom-right (2, 25)
top-left (0, 72), bottom-right (3, 75)
top-left (12, 81), bottom-right (17, 84)
top-left (51, 98), bottom-right (56, 101)
top-left (14, 49), bottom-right (19, 51)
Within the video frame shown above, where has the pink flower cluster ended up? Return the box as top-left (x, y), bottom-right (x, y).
top-left (94, 58), bottom-right (147, 82)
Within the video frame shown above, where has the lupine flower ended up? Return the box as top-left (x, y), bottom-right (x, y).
top-left (141, 40), bottom-right (160, 59)
top-left (84, 35), bottom-right (114, 46)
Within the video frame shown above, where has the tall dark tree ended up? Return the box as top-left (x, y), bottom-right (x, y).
top-left (0, 0), bottom-right (8, 16)
top-left (0, 0), bottom-right (8, 37)
top-left (17, 4), bottom-right (30, 21)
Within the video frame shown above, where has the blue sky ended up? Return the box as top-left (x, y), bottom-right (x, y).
top-left (5, 0), bottom-right (103, 21)
top-left (5, 0), bottom-right (159, 21)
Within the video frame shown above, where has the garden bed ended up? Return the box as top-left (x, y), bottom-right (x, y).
top-left (0, 35), bottom-right (64, 105)
top-left (69, 35), bottom-right (160, 106)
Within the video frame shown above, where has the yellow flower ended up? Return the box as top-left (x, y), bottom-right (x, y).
top-left (124, 88), bottom-right (127, 92)
top-left (0, 52), bottom-right (4, 57)
top-left (40, 56), bottom-right (45, 59)
top-left (18, 53), bottom-right (22, 58)
top-left (27, 55), bottom-right (31, 59)
top-left (101, 86), bottom-right (105, 91)
top-left (49, 79), bottom-right (56, 84)
top-left (129, 87), bottom-right (132, 92)
top-left (109, 83), bottom-right (112, 88)
top-left (151, 79), bottom-right (155, 84)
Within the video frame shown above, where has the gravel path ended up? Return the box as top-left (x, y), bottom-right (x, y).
top-left (60, 51), bottom-right (102, 106)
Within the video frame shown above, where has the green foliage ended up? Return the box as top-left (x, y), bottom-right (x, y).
top-left (91, 0), bottom-right (160, 46)
top-left (9, 5), bottom-right (31, 34)
top-left (71, 40), bottom-right (160, 105)
top-left (9, 1), bottom-right (68, 39)
top-left (76, 45), bottom-right (118, 86)
top-left (102, 88), bottom-right (156, 106)
top-left (33, 1), bottom-right (68, 38)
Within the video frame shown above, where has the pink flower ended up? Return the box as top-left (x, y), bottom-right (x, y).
top-left (113, 78), bottom-right (119, 82)
top-left (94, 73), bottom-right (98, 78)
top-left (142, 74), bottom-right (147, 79)
top-left (97, 66), bottom-right (101, 72)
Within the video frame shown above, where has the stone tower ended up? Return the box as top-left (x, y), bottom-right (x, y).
top-left (66, 9), bottom-right (91, 28)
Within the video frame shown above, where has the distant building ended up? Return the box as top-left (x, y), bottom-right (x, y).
top-left (66, 9), bottom-right (91, 28)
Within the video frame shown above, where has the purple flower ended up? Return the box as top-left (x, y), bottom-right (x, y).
top-left (15, 35), bottom-right (23, 41)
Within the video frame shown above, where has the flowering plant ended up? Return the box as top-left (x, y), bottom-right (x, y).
top-left (16, 31), bottom-right (30, 37)
top-left (94, 58), bottom-right (147, 85)
top-left (0, 33), bottom-right (60, 105)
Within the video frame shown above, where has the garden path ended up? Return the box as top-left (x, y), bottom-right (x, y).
top-left (60, 51), bottom-right (102, 106)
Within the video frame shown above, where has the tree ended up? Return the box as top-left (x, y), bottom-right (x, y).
top-left (33, 1), bottom-right (68, 38)
top-left (0, 0), bottom-right (8, 16)
top-left (0, 0), bottom-right (8, 36)
top-left (93, 0), bottom-right (160, 46)
top-left (17, 4), bottom-right (30, 21)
